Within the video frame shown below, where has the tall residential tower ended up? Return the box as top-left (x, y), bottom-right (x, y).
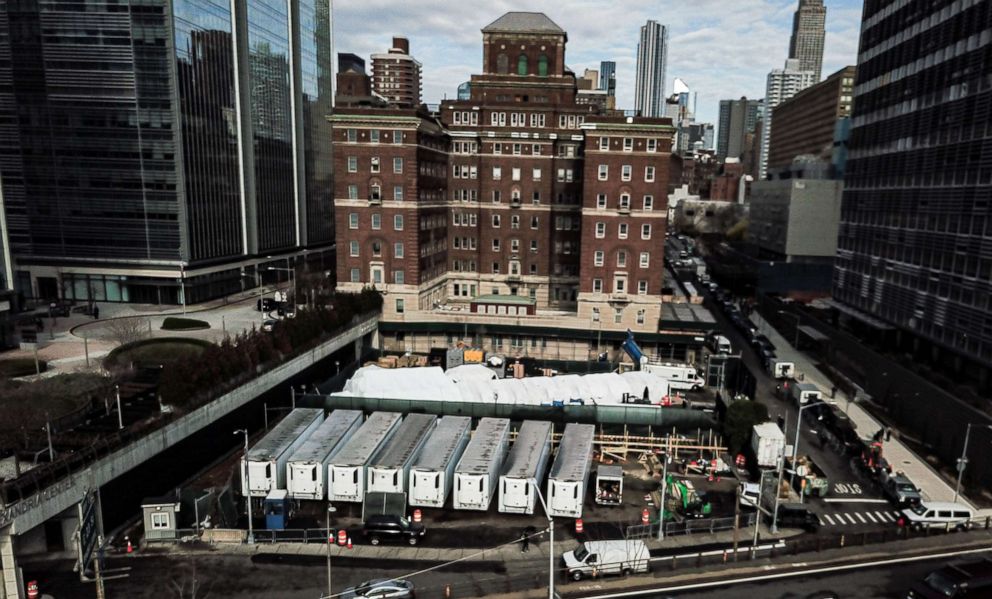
top-left (759, 59), bottom-right (816, 179)
top-left (634, 20), bottom-right (669, 118)
top-left (788, 0), bottom-right (826, 81)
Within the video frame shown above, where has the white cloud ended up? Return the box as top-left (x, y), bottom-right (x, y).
top-left (333, 0), bottom-right (862, 124)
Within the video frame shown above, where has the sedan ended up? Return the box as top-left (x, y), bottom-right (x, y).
top-left (342, 579), bottom-right (415, 599)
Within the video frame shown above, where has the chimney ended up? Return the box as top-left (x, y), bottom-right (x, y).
top-left (392, 37), bottom-right (410, 54)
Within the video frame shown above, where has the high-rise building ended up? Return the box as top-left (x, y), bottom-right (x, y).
top-left (788, 0), bottom-right (826, 81)
top-left (834, 0), bottom-right (992, 370)
top-left (759, 59), bottom-right (816, 179)
top-left (634, 20), bottom-right (669, 118)
top-left (767, 66), bottom-right (856, 173)
top-left (371, 37), bottom-right (423, 108)
top-left (0, 0), bottom-right (335, 303)
top-left (717, 97), bottom-right (763, 160)
top-left (599, 60), bottom-right (616, 96)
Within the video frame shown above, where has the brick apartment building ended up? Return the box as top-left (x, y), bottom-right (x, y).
top-left (332, 13), bottom-right (714, 363)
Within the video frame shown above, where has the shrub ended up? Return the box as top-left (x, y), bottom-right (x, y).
top-left (161, 317), bottom-right (210, 331)
top-left (0, 358), bottom-right (47, 378)
top-left (104, 338), bottom-right (212, 370)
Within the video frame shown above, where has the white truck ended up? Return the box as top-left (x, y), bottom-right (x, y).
top-left (327, 412), bottom-right (402, 503)
top-left (547, 423), bottom-right (595, 518)
top-left (409, 416), bottom-right (472, 508)
top-left (710, 334), bottom-right (732, 354)
top-left (453, 417), bottom-right (511, 511)
top-left (790, 382), bottom-right (823, 406)
top-left (498, 421), bottom-right (553, 514)
top-left (641, 362), bottom-right (704, 391)
top-left (367, 413), bottom-right (437, 494)
top-left (751, 422), bottom-right (786, 469)
top-left (769, 360), bottom-right (796, 379)
top-left (562, 540), bottom-right (650, 581)
top-left (242, 408), bottom-right (324, 497)
top-left (286, 410), bottom-right (363, 500)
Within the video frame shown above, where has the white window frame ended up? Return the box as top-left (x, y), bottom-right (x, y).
top-left (492, 214), bottom-right (501, 228)
top-left (644, 166), bottom-right (655, 182)
top-left (395, 242), bottom-right (405, 258)
top-left (623, 137), bottom-right (633, 151)
top-left (596, 194), bottom-right (607, 209)
top-left (599, 137), bottom-right (609, 150)
top-left (594, 251), bottom-right (604, 267)
top-left (598, 165), bottom-right (608, 181)
top-left (151, 512), bottom-right (170, 530)
top-left (370, 157), bottom-right (380, 173)
top-left (639, 252), bottom-right (649, 268)
top-left (643, 195), bottom-right (653, 211)
top-left (621, 165), bottom-right (632, 181)
top-left (618, 223), bottom-right (628, 239)
top-left (617, 250), bottom-right (627, 267)
top-left (371, 214), bottom-right (381, 230)
top-left (348, 213), bottom-right (358, 229)
top-left (349, 241), bottom-right (359, 257)
top-left (638, 280), bottom-right (648, 294)
top-left (493, 166), bottom-right (502, 180)
top-left (595, 222), bottom-right (606, 238)
top-left (647, 138), bottom-right (657, 152)
top-left (641, 224), bottom-right (651, 240)
top-left (393, 157), bottom-right (403, 174)
top-left (347, 156), bottom-right (357, 172)
top-left (394, 214), bottom-right (404, 231)
top-left (592, 278), bottom-right (603, 293)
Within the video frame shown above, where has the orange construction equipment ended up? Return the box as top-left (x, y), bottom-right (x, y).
top-left (347, 537), bottom-right (353, 549)
top-left (641, 508), bottom-right (650, 524)
top-left (413, 509), bottom-right (422, 523)
top-left (575, 518), bottom-right (584, 534)
top-left (337, 529), bottom-right (347, 545)
top-left (126, 537), bottom-right (133, 554)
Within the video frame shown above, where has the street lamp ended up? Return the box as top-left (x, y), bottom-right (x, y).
top-left (529, 480), bottom-right (555, 599)
top-left (326, 505), bottom-right (337, 598)
top-left (656, 453), bottom-right (671, 540)
top-left (778, 310), bottom-right (801, 348)
top-left (953, 423), bottom-right (992, 503)
top-left (789, 401), bottom-right (835, 504)
top-left (234, 429), bottom-right (254, 544)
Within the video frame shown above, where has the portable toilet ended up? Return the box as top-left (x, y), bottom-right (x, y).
top-left (264, 489), bottom-right (289, 530)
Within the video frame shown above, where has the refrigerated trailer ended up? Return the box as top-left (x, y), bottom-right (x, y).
top-left (498, 421), bottom-right (553, 514)
top-left (367, 414), bottom-right (437, 495)
top-left (286, 410), bottom-right (363, 500)
top-left (242, 408), bottom-right (324, 497)
top-left (328, 412), bottom-right (402, 503)
top-left (409, 416), bottom-right (472, 508)
top-left (547, 423), bottom-right (595, 518)
top-left (452, 417), bottom-right (511, 511)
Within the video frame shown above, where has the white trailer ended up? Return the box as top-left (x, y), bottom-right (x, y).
top-left (751, 422), bottom-right (786, 468)
top-left (367, 414), bottom-right (437, 495)
top-left (409, 416), bottom-right (472, 508)
top-left (328, 412), bottom-right (402, 503)
top-left (641, 362), bottom-right (704, 391)
top-left (498, 421), bottom-right (553, 514)
top-left (452, 417), bottom-right (511, 511)
top-left (242, 408), bottom-right (324, 498)
top-left (286, 410), bottom-right (363, 500)
top-left (547, 423), bottom-right (595, 518)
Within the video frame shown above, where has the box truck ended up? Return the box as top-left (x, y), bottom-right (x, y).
top-left (751, 422), bottom-right (786, 469)
top-left (594, 464), bottom-right (623, 506)
top-left (328, 412), bottom-right (402, 503)
top-left (452, 417), bottom-right (511, 511)
top-left (409, 416), bottom-right (472, 508)
top-left (367, 414), bottom-right (437, 495)
top-left (286, 410), bottom-right (363, 500)
top-left (498, 421), bottom-right (553, 514)
top-left (242, 408), bottom-right (324, 497)
top-left (562, 539), bottom-right (650, 581)
top-left (790, 382), bottom-right (822, 405)
top-left (641, 362), bottom-right (704, 391)
top-left (547, 423), bottom-right (595, 518)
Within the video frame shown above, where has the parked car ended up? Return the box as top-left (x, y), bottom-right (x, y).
top-left (901, 502), bottom-right (973, 531)
top-left (773, 503), bottom-right (820, 533)
top-left (739, 482), bottom-right (760, 509)
top-left (256, 297), bottom-right (276, 312)
top-left (342, 579), bottom-right (415, 599)
top-left (881, 473), bottom-right (922, 507)
top-left (906, 557), bottom-right (992, 598)
top-left (750, 334), bottom-right (772, 349)
top-left (261, 319), bottom-right (278, 332)
top-left (362, 514), bottom-right (426, 546)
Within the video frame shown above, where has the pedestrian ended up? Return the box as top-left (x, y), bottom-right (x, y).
top-left (520, 529), bottom-right (529, 552)
top-left (831, 385), bottom-right (837, 399)
top-left (885, 427), bottom-right (892, 442)
top-left (93, 305), bottom-right (99, 320)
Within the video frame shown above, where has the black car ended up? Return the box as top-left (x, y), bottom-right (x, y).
top-left (256, 297), bottom-right (276, 312)
top-left (774, 503), bottom-right (821, 533)
top-left (362, 514), bottom-right (426, 546)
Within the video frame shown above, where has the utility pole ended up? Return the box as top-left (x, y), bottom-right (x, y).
top-left (732, 481), bottom-right (740, 558)
top-left (234, 429), bottom-right (254, 544)
top-left (326, 505), bottom-right (337, 598)
top-left (94, 537), bottom-right (106, 599)
top-left (115, 385), bottom-right (123, 430)
top-left (44, 414), bottom-right (54, 462)
top-left (531, 480), bottom-right (554, 599)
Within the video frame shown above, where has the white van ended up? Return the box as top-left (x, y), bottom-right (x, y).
top-left (901, 501), bottom-right (974, 531)
top-left (562, 540), bottom-right (650, 581)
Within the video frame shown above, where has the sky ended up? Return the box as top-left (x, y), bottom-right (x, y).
top-left (332, 0), bottom-right (863, 127)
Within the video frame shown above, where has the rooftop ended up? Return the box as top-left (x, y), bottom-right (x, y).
top-left (482, 12), bottom-right (565, 35)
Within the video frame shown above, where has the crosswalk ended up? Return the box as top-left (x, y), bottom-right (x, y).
top-left (819, 509), bottom-right (903, 526)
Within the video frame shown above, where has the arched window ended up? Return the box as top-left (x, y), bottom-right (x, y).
top-left (496, 53), bottom-right (508, 74)
top-left (517, 54), bottom-right (528, 76)
top-left (538, 54), bottom-right (548, 76)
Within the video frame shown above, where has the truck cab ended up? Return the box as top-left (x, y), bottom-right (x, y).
top-left (882, 472), bottom-right (922, 507)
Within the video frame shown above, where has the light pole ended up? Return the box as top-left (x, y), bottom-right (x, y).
top-left (268, 266), bottom-right (297, 313)
top-left (530, 480), bottom-right (554, 599)
top-left (778, 310), bottom-right (801, 348)
top-left (790, 401), bottom-right (835, 503)
top-left (179, 261), bottom-right (187, 316)
top-left (754, 466), bottom-right (778, 547)
top-left (234, 429), bottom-right (254, 544)
top-left (115, 384), bottom-right (123, 430)
top-left (771, 450), bottom-right (785, 533)
top-left (953, 423), bottom-right (992, 503)
top-left (656, 452), bottom-right (671, 540)
top-left (326, 505), bottom-right (337, 598)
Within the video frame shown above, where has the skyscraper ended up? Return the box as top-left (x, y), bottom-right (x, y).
top-left (634, 20), bottom-right (669, 118)
top-left (788, 0), bottom-right (826, 81)
top-left (599, 60), bottom-right (616, 96)
top-left (759, 59), bottom-right (816, 179)
top-left (834, 0), bottom-right (992, 370)
top-left (0, 0), bottom-right (335, 303)
top-left (717, 97), bottom-right (763, 159)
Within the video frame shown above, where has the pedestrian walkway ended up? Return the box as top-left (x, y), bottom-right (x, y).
top-left (818, 508), bottom-right (901, 527)
top-left (752, 313), bottom-right (982, 513)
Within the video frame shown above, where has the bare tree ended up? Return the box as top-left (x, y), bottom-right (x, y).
top-left (171, 559), bottom-right (212, 599)
top-left (106, 317), bottom-right (147, 346)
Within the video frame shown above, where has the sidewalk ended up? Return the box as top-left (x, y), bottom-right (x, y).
top-left (751, 313), bottom-right (981, 512)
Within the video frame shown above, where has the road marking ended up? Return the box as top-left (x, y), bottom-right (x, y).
top-left (845, 513), bottom-right (858, 524)
top-left (879, 511), bottom-right (895, 522)
top-left (581, 547), bottom-right (992, 598)
top-left (855, 512), bottom-right (867, 523)
top-left (865, 512), bottom-right (878, 523)
top-left (822, 513), bottom-right (835, 525)
top-left (822, 498), bottom-right (890, 504)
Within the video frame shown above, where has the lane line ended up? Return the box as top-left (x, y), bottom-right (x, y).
top-left (844, 513), bottom-right (858, 524)
top-left (855, 513), bottom-right (867, 523)
top-left (822, 498), bottom-right (890, 504)
top-left (865, 512), bottom-right (878, 523)
top-left (822, 514), bottom-right (835, 525)
top-left (878, 511), bottom-right (894, 522)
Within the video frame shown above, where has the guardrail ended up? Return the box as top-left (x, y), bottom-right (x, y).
top-left (626, 513), bottom-right (757, 540)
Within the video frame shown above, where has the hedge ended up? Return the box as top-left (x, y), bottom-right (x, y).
top-left (0, 358), bottom-right (47, 378)
top-left (161, 317), bottom-right (211, 331)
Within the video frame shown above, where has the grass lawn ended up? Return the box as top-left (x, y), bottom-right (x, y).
top-left (104, 338), bottom-right (211, 370)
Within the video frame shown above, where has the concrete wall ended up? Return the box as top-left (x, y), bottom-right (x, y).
top-left (748, 178), bottom-right (841, 260)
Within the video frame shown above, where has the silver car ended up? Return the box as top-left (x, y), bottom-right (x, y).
top-left (342, 579), bottom-right (415, 599)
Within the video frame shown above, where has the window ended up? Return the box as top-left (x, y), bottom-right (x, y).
top-left (598, 165), bottom-right (609, 181)
top-left (394, 270), bottom-right (405, 285)
top-left (618, 223), bottom-right (628, 239)
top-left (393, 130), bottom-right (403, 144)
top-left (619, 193), bottom-right (631, 210)
top-left (492, 262), bottom-right (500, 274)
top-left (531, 216), bottom-right (539, 229)
top-left (347, 156), bottom-right (357, 172)
top-left (492, 214), bottom-right (501, 228)
top-left (394, 186), bottom-right (404, 201)
top-left (371, 214), bottom-right (381, 229)
top-left (533, 168), bottom-right (542, 181)
top-left (597, 194), bottom-right (607, 209)
top-left (370, 184), bottom-right (381, 201)
top-left (496, 53), bottom-right (508, 74)
top-left (347, 128), bottom-right (357, 142)
top-left (395, 299), bottom-right (405, 314)
top-left (493, 142), bottom-right (502, 154)
top-left (370, 157), bottom-right (380, 173)
top-left (393, 157), bottom-right (403, 173)
top-left (511, 215), bottom-right (520, 229)
top-left (614, 307), bottom-right (623, 323)
top-left (641, 224), bottom-right (651, 239)
top-left (645, 166), bottom-right (655, 182)
top-left (593, 278), bottom-right (603, 293)
top-left (392, 214), bottom-right (403, 231)
top-left (517, 54), bottom-right (528, 76)
top-left (370, 129), bottom-right (380, 143)
top-left (530, 240), bottom-right (538, 251)
top-left (592, 307), bottom-right (600, 322)
top-left (639, 252), bottom-right (649, 268)
top-left (621, 165), bottom-right (632, 181)
top-left (638, 280), bottom-right (648, 294)
top-left (512, 167), bottom-right (521, 181)
top-left (371, 241), bottom-right (382, 257)
top-left (350, 268), bottom-right (360, 282)
top-left (594, 251), bottom-right (604, 266)
top-left (394, 242), bottom-right (404, 258)
top-left (617, 250), bottom-right (627, 267)
top-left (492, 239), bottom-right (501, 251)
top-left (532, 191), bottom-right (541, 204)
top-left (538, 54), bottom-right (548, 76)
top-left (623, 137), bottom-right (633, 151)
top-left (595, 222), bottom-right (606, 238)
top-left (647, 138), bottom-right (657, 152)
top-left (349, 241), bottom-right (359, 257)
top-left (643, 195), bottom-right (653, 211)
top-left (493, 166), bottom-right (502, 180)
top-left (349, 213), bottom-right (359, 229)
top-left (512, 143), bottom-right (521, 155)
top-left (510, 239), bottom-right (520, 252)
top-left (151, 512), bottom-right (170, 530)
top-left (492, 190), bottom-right (501, 203)
top-left (348, 185), bottom-right (358, 200)
top-left (599, 137), bottom-right (609, 150)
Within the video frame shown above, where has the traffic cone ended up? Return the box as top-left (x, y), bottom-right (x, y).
top-left (575, 518), bottom-right (584, 534)
top-left (126, 536), bottom-right (133, 554)
top-left (413, 508), bottom-right (422, 523)
top-left (346, 537), bottom-right (353, 549)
